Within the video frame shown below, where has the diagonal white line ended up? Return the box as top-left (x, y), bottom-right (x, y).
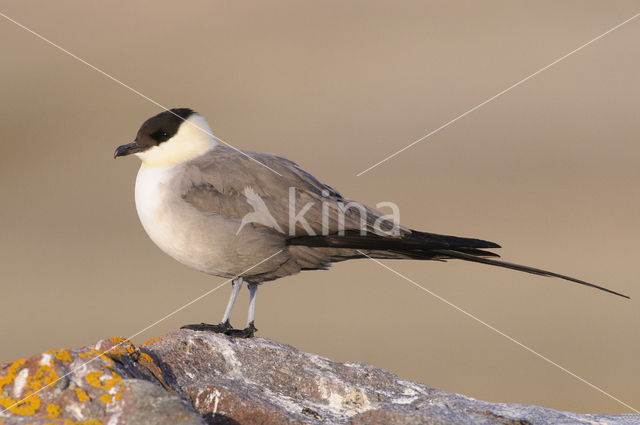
top-left (0, 10), bottom-right (282, 177)
top-left (0, 249), bottom-right (284, 415)
top-left (356, 250), bottom-right (639, 413)
top-left (356, 11), bottom-right (640, 176)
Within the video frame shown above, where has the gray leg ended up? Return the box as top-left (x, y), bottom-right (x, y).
top-left (246, 283), bottom-right (258, 327)
top-left (181, 277), bottom-right (244, 333)
top-left (221, 277), bottom-right (244, 323)
top-left (225, 282), bottom-right (259, 338)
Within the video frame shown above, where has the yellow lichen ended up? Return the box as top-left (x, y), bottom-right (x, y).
top-left (98, 388), bottom-right (124, 404)
top-left (85, 371), bottom-right (102, 386)
top-left (27, 363), bottom-right (59, 392)
top-left (77, 349), bottom-right (95, 359)
top-left (86, 371), bottom-right (121, 391)
top-left (0, 393), bottom-right (41, 415)
top-left (77, 349), bottom-right (114, 364)
top-left (75, 387), bottom-right (90, 402)
top-left (47, 420), bottom-right (104, 425)
top-left (0, 358), bottom-right (26, 392)
top-left (46, 403), bottom-right (61, 418)
top-left (35, 418), bottom-right (103, 425)
top-left (99, 393), bottom-right (113, 403)
top-left (45, 349), bottom-right (73, 363)
top-left (142, 337), bottom-right (162, 346)
top-left (0, 359), bottom-right (44, 416)
top-left (105, 372), bottom-right (122, 391)
top-left (109, 341), bottom-right (137, 358)
top-left (86, 370), bottom-right (123, 404)
top-left (138, 353), bottom-right (154, 364)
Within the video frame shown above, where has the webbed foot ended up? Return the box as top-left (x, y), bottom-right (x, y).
top-left (224, 321), bottom-right (257, 338)
top-left (181, 320), bottom-right (232, 333)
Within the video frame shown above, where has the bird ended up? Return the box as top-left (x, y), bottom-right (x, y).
top-left (115, 108), bottom-right (629, 338)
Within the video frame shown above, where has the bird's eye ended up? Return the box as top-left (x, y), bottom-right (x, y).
top-left (151, 129), bottom-right (171, 143)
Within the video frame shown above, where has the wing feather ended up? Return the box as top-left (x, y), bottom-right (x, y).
top-left (181, 146), bottom-right (406, 236)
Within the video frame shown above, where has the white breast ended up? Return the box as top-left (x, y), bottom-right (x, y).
top-left (134, 161), bottom-right (288, 280)
top-left (134, 163), bottom-right (239, 278)
top-left (135, 164), bottom-right (183, 258)
top-left (135, 165), bottom-right (175, 226)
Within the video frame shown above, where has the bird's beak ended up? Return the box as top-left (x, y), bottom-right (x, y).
top-left (114, 142), bottom-right (142, 159)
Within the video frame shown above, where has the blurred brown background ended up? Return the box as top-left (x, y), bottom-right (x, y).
top-left (1, 0), bottom-right (638, 414)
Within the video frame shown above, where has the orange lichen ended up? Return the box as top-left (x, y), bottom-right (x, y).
top-left (84, 371), bottom-right (103, 389)
top-left (28, 363), bottom-right (59, 392)
top-left (46, 403), bottom-right (61, 418)
top-left (135, 352), bottom-right (172, 392)
top-left (45, 349), bottom-right (74, 363)
top-left (77, 349), bottom-right (114, 365)
top-left (108, 341), bottom-right (138, 359)
top-left (0, 358), bottom-right (45, 415)
top-left (99, 393), bottom-right (113, 403)
top-left (85, 371), bottom-right (122, 392)
top-left (138, 353), bottom-right (154, 364)
top-left (142, 337), bottom-right (162, 346)
top-left (85, 370), bottom-right (124, 404)
top-left (0, 358), bottom-right (26, 391)
top-left (98, 388), bottom-right (123, 404)
top-left (75, 387), bottom-right (90, 402)
top-left (0, 393), bottom-right (41, 415)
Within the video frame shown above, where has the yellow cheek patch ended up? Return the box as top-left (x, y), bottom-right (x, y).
top-left (139, 140), bottom-right (215, 168)
top-left (138, 114), bottom-right (217, 168)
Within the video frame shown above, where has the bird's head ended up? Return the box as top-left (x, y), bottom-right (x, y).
top-left (114, 108), bottom-right (217, 167)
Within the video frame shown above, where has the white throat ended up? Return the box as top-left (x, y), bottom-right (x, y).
top-left (136, 113), bottom-right (218, 168)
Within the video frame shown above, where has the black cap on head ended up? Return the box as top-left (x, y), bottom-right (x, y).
top-left (114, 108), bottom-right (196, 158)
top-left (135, 108), bottom-right (196, 148)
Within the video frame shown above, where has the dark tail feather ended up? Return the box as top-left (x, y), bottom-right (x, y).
top-left (434, 249), bottom-right (630, 299)
top-left (288, 230), bottom-right (501, 251)
top-left (287, 230), bottom-right (629, 299)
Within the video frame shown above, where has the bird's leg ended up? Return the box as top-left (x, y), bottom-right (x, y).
top-left (220, 277), bottom-right (244, 324)
top-left (225, 282), bottom-right (258, 338)
top-left (181, 277), bottom-right (244, 332)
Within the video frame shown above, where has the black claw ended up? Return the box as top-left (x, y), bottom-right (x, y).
top-left (181, 321), bottom-right (232, 333)
top-left (224, 322), bottom-right (257, 338)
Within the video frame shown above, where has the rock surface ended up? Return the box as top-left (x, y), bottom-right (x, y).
top-left (0, 330), bottom-right (637, 424)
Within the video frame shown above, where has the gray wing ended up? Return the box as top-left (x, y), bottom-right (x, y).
top-left (177, 147), bottom-right (630, 299)
top-left (180, 146), bottom-right (405, 237)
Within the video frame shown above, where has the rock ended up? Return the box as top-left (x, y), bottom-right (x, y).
top-left (0, 330), bottom-right (637, 424)
top-left (0, 336), bottom-right (204, 425)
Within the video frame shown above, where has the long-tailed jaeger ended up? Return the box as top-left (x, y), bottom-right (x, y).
top-left (115, 108), bottom-right (628, 337)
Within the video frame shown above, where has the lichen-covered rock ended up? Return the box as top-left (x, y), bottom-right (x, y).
top-left (0, 336), bottom-right (204, 425)
top-left (1, 330), bottom-right (638, 424)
